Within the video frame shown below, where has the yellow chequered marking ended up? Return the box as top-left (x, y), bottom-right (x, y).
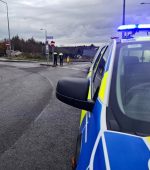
top-left (80, 110), bottom-right (87, 125)
top-left (144, 136), bottom-right (150, 150)
top-left (80, 85), bottom-right (91, 125)
top-left (88, 71), bottom-right (92, 78)
top-left (145, 137), bottom-right (150, 145)
top-left (99, 72), bottom-right (108, 102)
top-left (88, 85), bottom-right (91, 100)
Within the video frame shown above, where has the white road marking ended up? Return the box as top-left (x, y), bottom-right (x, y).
top-left (34, 72), bottom-right (55, 122)
top-left (60, 66), bottom-right (88, 72)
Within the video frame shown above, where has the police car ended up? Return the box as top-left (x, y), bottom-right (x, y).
top-left (56, 24), bottom-right (150, 170)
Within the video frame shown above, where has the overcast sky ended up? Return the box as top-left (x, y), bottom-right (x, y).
top-left (0, 0), bottom-right (150, 45)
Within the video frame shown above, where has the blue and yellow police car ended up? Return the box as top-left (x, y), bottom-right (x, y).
top-left (56, 24), bottom-right (150, 170)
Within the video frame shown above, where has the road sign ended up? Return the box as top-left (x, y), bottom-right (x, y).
top-left (5, 43), bottom-right (10, 46)
top-left (46, 36), bottom-right (53, 39)
top-left (50, 41), bottom-right (55, 47)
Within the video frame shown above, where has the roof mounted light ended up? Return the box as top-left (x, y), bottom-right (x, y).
top-left (118, 24), bottom-right (137, 31)
top-left (118, 24), bottom-right (150, 32)
top-left (138, 24), bottom-right (150, 29)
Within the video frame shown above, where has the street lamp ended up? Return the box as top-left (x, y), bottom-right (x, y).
top-left (40, 28), bottom-right (49, 64)
top-left (0, 0), bottom-right (11, 55)
top-left (40, 28), bottom-right (47, 44)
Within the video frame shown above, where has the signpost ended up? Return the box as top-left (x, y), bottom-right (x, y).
top-left (45, 35), bottom-right (53, 64)
top-left (46, 35), bottom-right (53, 64)
top-left (40, 30), bottom-right (54, 65)
top-left (45, 41), bottom-right (49, 64)
top-left (50, 41), bottom-right (55, 65)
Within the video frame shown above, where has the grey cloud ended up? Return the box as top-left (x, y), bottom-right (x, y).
top-left (0, 0), bottom-right (150, 45)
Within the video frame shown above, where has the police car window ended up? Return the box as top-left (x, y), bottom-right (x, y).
top-left (127, 44), bottom-right (150, 63)
top-left (116, 42), bottom-right (150, 122)
top-left (129, 50), bottom-right (142, 59)
top-left (92, 44), bottom-right (111, 99)
top-left (92, 46), bottom-right (107, 72)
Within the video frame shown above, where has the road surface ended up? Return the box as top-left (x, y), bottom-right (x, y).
top-left (0, 61), bottom-right (90, 170)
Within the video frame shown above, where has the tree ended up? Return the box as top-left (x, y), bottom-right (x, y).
top-left (0, 42), bottom-right (6, 56)
top-left (11, 36), bottom-right (44, 54)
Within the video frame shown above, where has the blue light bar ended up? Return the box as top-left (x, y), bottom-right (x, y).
top-left (118, 24), bottom-right (137, 31)
top-left (118, 24), bottom-right (150, 32)
top-left (138, 24), bottom-right (150, 29)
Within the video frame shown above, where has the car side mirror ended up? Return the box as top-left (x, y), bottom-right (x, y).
top-left (56, 78), bottom-right (95, 112)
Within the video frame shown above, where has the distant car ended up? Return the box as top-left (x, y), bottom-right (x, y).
top-left (56, 24), bottom-right (150, 170)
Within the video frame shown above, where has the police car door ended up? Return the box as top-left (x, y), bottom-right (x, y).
top-left (77, 45), bottom-right (111, 169)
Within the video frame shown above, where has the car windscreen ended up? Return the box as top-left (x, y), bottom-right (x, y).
top-left (116, 41), bottom-right (150, 122)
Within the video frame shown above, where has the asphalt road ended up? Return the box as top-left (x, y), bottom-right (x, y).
top-left (0, 62), bottom-right (90, 170)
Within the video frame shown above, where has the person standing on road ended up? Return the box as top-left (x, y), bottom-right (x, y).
top-left (53, 52), bottom-right (58, 66)
top-left (59, 53), bottom-right (63, 66)
top-left (67, 56), bottom-right (70, 64)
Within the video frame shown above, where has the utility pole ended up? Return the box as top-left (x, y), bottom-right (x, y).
top-left (122, 0), bottom-right (126, 38)
top-left (0, 0), bottom-right (11, 55)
